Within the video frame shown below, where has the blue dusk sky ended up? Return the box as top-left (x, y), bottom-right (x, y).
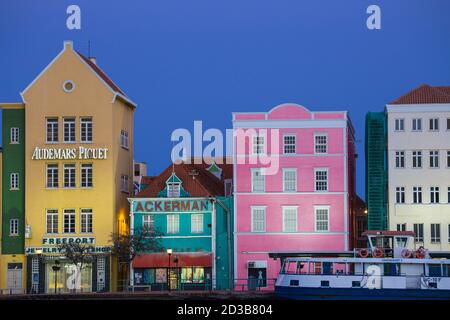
top-left (1, 0), bottom-right (450, 198)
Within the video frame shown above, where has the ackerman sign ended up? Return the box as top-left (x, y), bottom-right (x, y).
top-left (31, 146), bottom-right (108, 160)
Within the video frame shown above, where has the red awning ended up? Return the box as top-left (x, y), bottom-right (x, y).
top-left (133, 252), bottom-right (212, 268)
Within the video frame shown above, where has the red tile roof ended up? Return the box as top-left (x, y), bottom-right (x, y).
top-left (76, 51), bottom-right (126, 96)
top-left (389, 84), bottom-right (450, 104)
top-left (136, 159), bottom-right (233, 198)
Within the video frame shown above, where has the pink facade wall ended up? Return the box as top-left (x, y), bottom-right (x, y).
top-left (233, 103), bottom-right (353, 290)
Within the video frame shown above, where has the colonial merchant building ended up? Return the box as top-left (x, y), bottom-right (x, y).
top-left (0, 41), bottom-right (135, 293)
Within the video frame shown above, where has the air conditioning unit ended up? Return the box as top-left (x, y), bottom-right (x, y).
top-left (247, 261), bottom-right (256, 268)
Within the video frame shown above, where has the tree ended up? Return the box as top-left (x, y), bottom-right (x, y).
top-left (58, 242), bottom-right (94, 292)
top-left (110, 226), bottom-right (164, 290)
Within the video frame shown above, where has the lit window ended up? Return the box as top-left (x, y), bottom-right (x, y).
top-left (251, 168), bottom-right (265, 192)
top-left (167, 215), bottom-right (179, 234)
top-left (80, 117), bottom-right (93, 143)
top-left (283, 168), bottom-right (297, 192)
top-left (63, 118), bottom-right (76, 143)
top-left (80, 209), bottom-right (93, 233)
top-left (46, 118), bottom-right (58, 143)
top-left (63, 209), bottom-right (76, 233)
top-left (251, 207), bottom-right (266, 232)
top-left (314, 134), bottom-right (327, 154)
top-left (315, 169), bottom-right (328, 191)
top-left (282, 206), bottom-right (298, 232)
top-left (191, 214), bottom-right (204, 233)
top-left (46, 209), bottom-right (58, 234)
top-left (10, 127), bottom-right (19, 144)
top-left (121, 130), bottom-right (129, 149)
top-left (315, 207), bottom-right (329, 232)
top-left (283, 135), bottom-right (296, 154)
top-left (80, 164), bottom-right (93, 188)
top-left (10, 172), bottom-right (19, 190)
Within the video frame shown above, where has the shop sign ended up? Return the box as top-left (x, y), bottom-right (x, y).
top-left (133, 198), bottom-right (212, 213)
top-left (31, 146), bottom-right (108, 160)
top-left (25, 246), bottom-right (111, 255)
top-left (42, 237), bottom-right (96, 245)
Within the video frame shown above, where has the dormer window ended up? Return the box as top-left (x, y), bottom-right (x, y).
top-left (167, 183), bottom-right (180, 198)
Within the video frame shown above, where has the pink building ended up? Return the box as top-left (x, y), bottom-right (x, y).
top-left (232, 103), bottom-right (356, 290)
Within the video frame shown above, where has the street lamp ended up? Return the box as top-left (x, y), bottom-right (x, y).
top-left (167, 249), bottom-right (172, 291)
top-left (52, 260), bottom-right (61, 294)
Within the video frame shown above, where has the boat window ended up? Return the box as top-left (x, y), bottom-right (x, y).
top-left (429, 264), bottom-right (442, 277)
top-left (314, 262), bottom-right (322, 275)
top-left (320, 280), bottom-right (330, 287)
top-left (352, 281), bottom-right (361, 288)
top-left (290, 280), bottom-right (299, 286)
top-left (395, 237), bottom-right (408, 248)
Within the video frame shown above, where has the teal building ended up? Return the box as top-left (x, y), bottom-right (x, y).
top-left (129, 160), bottom-right (234, 290)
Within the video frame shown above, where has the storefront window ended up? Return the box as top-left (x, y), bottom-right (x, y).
top-left (155, 268), bottom-right (167, 283)
top-left (193, 267), bottom-right (204, 283)
top-left (46, 261), bottom-right (92, 293)
top-left (134, 269), bottom-right (155, 285)
top-left (181, 267), bottom-right (193, 283)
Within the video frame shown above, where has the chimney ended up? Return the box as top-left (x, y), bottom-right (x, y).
top-left (89, 57), bottom-right (97, 65)
top-left (64, 40), bottom-right (73, 50)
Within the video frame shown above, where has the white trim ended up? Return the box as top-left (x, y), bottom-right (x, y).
top-left (233, 119), bottom-right (347, 129)
top-left (282, 206), bottom-right (298, 232)
top-left (233, 128), bottom-right (238, 282)
top-left (314, 205), bottom-right (330, 232)
top-left (282, 133), bottom-right (297, 155)
top-left (62, 80), bottom-right (75, 93)
top-left (314, 168), bottom-right (329, 192)
top-left (235, 191), bottom-right (345, 195)
top-left (251, 168), bottom-right (265, 193)
top-left (386, 104), bottom-right (450, 113)
top-left (343, 126), bottom-right (348, 250)
top-left (282, 168), bottom-right (297, 192)
top-left (314, 132), bottom-right (328, 154)
top-left (250, 206), bottom-right (267, 233)
top-left (237, 231), bottom-right (348, 236)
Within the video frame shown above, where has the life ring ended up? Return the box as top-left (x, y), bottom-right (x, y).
top-left (372, 247), bottom-right (384, 258)
top-left (358, 248), bottom-right (369, 258)
top-left (401, 249), bottom-right (412, 258)
top-left (415, 248), bottom-right (426, 259)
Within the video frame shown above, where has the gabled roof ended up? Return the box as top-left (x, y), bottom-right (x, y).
top-left (136, 158), bottom-right (232, 198)
top-left (389, 84), bottom-right (450, 104)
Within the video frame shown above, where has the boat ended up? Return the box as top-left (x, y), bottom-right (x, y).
top-left (274, 231), bottom-right (450, 300)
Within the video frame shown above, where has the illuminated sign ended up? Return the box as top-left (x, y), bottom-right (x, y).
top-left (133, 199), bottom-right (212, 213)
top-left (42, 237), bottom-right (96, 245)
top-left (31, 146), bottom-right (108, 160)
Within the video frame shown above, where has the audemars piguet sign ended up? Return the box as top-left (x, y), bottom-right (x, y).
top-left (32, 146), bottom-right (108, 160)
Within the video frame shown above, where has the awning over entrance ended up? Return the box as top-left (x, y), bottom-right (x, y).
top-left (133, 252), bottom-right (212, 268)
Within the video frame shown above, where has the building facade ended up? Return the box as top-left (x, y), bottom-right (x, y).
top-left (0, 41), bottom-right (135, 293)
top-left (129, 160), bottom-right (234, 290)
top-left (232, 103), bottom-right (356, 290)
top-left (386, 84), bottom-right (450, 251)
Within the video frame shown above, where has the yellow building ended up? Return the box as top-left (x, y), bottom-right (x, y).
top-left (0, 41), bottom-right (135, 293)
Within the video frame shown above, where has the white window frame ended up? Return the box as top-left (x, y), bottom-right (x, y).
top-left (80, 117), bottom-right (93, 143)
top-left (412, 151), bottom-right (422, 168)
top-left (251, 206), bottom-right (266, 233)
top-left (412, 118), bottom-right (422, 132)
top-left (10, 172), bottom-right (19, 190)
top-left (63, 163), bottom-right (76, 188)
top-left (80, 163), bottom-right (93, 188)
top-left (430, 186), bottom-right (440, 204)
top-left (10, 127), bottom-right (19, 144)
top-left (395, 186), bottom-right (406, 204)
top-left (429, 150), bottom-right (439, 168)
top-left (447, 151), bottom-right (450, 168)
top-left (431, 223), bottom-right (441, 243)
top-left (314, 133), bottom-right (328, 154)
top-left (414, 223), bottom-right (424, 243)
top-left (167, 214), bottom-right (180, 234)
top-left (314, 168), bottom-right (328, 192)
top-left (80, 208), bottom-right (93, 233)
top-left (63, 117), bottom-right (76, 143)
top-left (9, 219), bottom-right (19, 236)
top-left (252, 133), bottom-right (266, 155)
top-left (394, 118), bottom-right (405, 132)
top-left (429, 118), bottom-right (439, 131)
top-left (283, 134), bottom-right (296, 154)
top-left (282, 206), bottom-right (298, 232)
top-left (121, 175), bottom-right (129, 193)
top-left (143, 215), bottom-right (155, 230)
top-left (46, 117), bottom-right (59, 143)
top-left (46, 164), bottom-right (58, 189)
top-left (121, 130), bottom-right (129, 150)
top-left (63, 209), bottom-right (76, 234)
top-left (251, 168), bottom-right (265, 192)
top-left (395, 151), bottom-right (405, 168)
top-left (315, 206), bottom-right (330, 232)
top-left (282, 168), bottom-right (297, 192)
top-left (46, 209), bottom-right (59, 234)
top-left (412, 186), bottom-right (422, 204)
top-left (167, 183), bottom-right (181, 197)
top-left (191, 214), bottom-right (204, 234)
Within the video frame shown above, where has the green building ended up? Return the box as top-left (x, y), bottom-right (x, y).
top-left (365, 112), bottom-right (388, 230)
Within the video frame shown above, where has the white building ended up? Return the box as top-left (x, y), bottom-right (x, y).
top-left (387, 84), bottom-right (450, 251)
